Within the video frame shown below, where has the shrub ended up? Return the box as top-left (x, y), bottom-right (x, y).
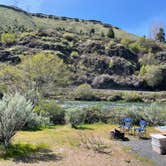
top-left (139, 53), bottom-right (156, 66)
top-left (0, 93), bottom-right (33, 147)
top-left (120, 39), bottom-right (131, 47)
top-left (79, 133), bottom-right (111, 154)
top-left (74, 84), bottom-right (97, 101)
top-left (123, 92), bottom-right (143, 102)
top-left (63, 33), bottom-right (75, 41)
top-left (139, 65), bottom-right (147, 76)
top-left (107, 94), bottom-right (122, 101)
top-left (1, 33), bottom-right (16, 46)
top-left (83, 107), bottom-right (111, 124)
top-left (107, 40), bottom-right (116, 48)
top-left (65, 108), bottom-right (86, 128)
top-left (143, 103), bottom-right (166, 126)
top-left (127, 37), bottom-right (156, 54)
top-left (66, 103), bottom-right (166, 127)
top-left (107, 27), bottom-right (115, 38)
top-left (25, 113), bottom-right (50, 130)
top-left (35, 100), bottom-right (65, 125)
top-left (143, 65), bottom-right (163, 88)
top-left (71, 51), bottom-right (79, 58)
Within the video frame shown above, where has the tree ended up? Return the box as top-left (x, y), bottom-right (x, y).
top-left (149, 21), bottom-right (164, 39)
top-left (0, 53), bottom-right (70, 96)
top-left (20, 53), bottom-right (70, 95)
top-left (101, 31), bottom-right (105, 37)
top-left (90, 28), bottom-right (95, 37)
top-left (0, 93), bottom-right (33, 147)
top-left (107, 27), bottom-right (115, 38)
top-left (156, 28), bottom-right (165, 42)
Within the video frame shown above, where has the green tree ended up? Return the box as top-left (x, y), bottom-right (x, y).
top-left (101, 31), bottom-right (105, 37)
top-left (0, 53), bottom-right (70, 96)
top-left (107, 27), bottom-right (115, 38)
top-left (20, 53), bottom-right (70, 95)
top-left (156, 28), bottom-right (165, 42)
top-left (90, 28), bottom-right (95, 36)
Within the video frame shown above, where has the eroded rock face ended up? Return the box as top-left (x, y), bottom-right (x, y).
top-left (0, 50), bottom-right (20, 64)
top-left (154, 51), bottom-right (166, 64)
top-left (108, 57), bottom-right (137, 75)
top-left (80, 55), bottom-right (110, 74)
top-left (105, 44), bottom-right (138, 63)
top-left (78, 40), bottom-right (105, 55)
top-left (92, 74), bottom-right (118, 89)
top-left (92, 74), bottom-right (144, 89)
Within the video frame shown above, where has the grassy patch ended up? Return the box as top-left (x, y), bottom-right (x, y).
top-left (0, 143), bottom-right (48, 159)
top-left (0, 124), bottom-right (156, 166)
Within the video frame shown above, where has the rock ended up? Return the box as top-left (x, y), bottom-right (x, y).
top-left (80, 55), bottom-right (110, 74)
top-left (0, 50), bottom-right (20, 64)
top-left (105, 44), bottom-right (138, 63)
top-left (78, 40), bottom-right (105, 55)
top-left (154, 51), bottom-right (166, 64)
top-left (92, 74), bottom-right (118, 89)
top-left (108, 56), bottom-right (137, 75)
top-left (92, 74), bottom-right (144, 89)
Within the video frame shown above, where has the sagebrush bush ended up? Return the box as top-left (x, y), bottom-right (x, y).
top-left (83, 107), bottom-right (111, 124)
top-left (65, 108), bottom-right (86, 128)
top-left (35, 100), bottom-right (65, 125)
top-left (25, 113), bottom-right (50, 130)
top-left (1, 33), bottom-right (16, 46)
top-left (143, 103), bottom-right (166, 126)
top-left (65, 103), bottom-right (166, 127)
top-left (63, 33), bottom-right (75, 41)
top-left (0, 93), bottom-right (33, 147)
top-left (71, 51), bottom-right (79, 58)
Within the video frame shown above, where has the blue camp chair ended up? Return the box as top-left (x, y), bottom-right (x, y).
top-left (134, 119), bottom-right (147, 136)
top-left (120, 117), bottom-right (133, 134)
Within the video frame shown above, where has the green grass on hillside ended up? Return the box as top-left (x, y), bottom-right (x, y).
top-left (0, 5), bottom-right (138, 40)
top-left (0, 6), bottom-right (36, 30)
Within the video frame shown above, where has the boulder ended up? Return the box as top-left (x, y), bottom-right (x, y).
top-left (0, 50), bottom-right (20, 64)
top-left (92, 74), bottom-right (118, 89)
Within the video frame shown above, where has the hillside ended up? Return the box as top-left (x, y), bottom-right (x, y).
top-left (0, 5), bottom-right (138, 40)
top-left (0, 5), bottom-right (166, 91)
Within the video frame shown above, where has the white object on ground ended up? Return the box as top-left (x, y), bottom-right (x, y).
top-left (150, 134), bottom-right (166, 155)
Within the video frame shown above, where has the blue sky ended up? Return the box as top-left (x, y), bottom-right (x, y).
top-left (1, 0), bottom-right (166, 36)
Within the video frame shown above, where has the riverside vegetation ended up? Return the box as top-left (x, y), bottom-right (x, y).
top-left (0, 5), bottom-right (165, 165)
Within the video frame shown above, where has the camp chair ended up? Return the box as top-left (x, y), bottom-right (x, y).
top-left (134, 119), bottom-right (147, 137)
top-left (120, 117), bottom-right (133, 134)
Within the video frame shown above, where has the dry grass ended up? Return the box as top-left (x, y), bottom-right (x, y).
top-left (0, 124), bottom-right (155, 166)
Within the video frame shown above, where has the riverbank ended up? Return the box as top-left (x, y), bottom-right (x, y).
top-left (49, 88), bottom-right (166, 103)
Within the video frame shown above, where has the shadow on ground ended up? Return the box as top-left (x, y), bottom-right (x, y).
top-left (76, 126), bottom-right (94, 130)
top-left (0, 143), bottom-right (63, 164)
